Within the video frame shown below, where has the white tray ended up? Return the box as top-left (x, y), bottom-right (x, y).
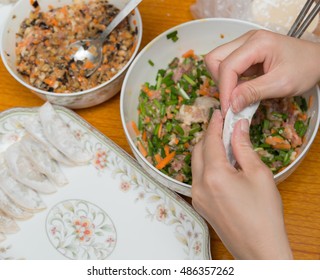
top-left (0, 106), bottom-right (211, 260)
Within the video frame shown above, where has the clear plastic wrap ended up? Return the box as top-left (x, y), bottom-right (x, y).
top-left (190, 0), bottom-right (320, 42)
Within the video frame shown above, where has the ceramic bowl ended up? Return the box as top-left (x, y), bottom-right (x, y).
top-left (120, 18), bottom-right (320, 197)
top-left (0, 0), bottom-right (142, 109)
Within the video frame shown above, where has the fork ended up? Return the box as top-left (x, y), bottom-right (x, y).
top-left (287, 0), bottom-right (320, 38)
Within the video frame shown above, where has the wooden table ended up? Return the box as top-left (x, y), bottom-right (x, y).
top-left (0, 0), bottom-right (319, 260)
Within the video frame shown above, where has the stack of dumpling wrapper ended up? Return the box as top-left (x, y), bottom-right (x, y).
top-left (0, 102), bottom-right (92, 242)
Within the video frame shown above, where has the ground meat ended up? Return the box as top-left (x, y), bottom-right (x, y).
top-left (16, 0), bottom-right (136, 93)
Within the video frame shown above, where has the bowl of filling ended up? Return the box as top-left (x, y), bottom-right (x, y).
top-left (1, 0), bottom-right (142, 109)
top-left (120, 18), bottom-right (320, 197)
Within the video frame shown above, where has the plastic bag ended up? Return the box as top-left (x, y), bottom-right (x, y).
top-left (190, 0), bottom-right (320, 42)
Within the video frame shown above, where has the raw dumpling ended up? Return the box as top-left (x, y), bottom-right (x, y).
top-left (22, 115), bottom-right (76, 166)
top-left (0, 154), bottom-right (46, 212)
top-left (0, 211), bottom-right (20, 234)
top-left (20, 134), bottom-right (68, 187)
top-left (39, 102), bottom-right (92, 164)
top-left (0, 233), bottom-right (5, 243)
top-left (4, 142), bottom-right (57, 194)
top-left (0, 188), bottom-right (33, 220)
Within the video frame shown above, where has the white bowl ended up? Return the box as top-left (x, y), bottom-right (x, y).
top-left (1, 0), bottom-right (142, 109)
top-left (120, 18), bottom-right (320, 197)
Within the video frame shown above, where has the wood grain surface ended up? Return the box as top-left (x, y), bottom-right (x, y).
top-left (0, 0), bottom-right (319, 260)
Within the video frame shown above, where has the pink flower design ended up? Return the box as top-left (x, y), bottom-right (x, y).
top-left (73, 129), bottom-right (83, 141)
top-left (120, 181), bottom-right (131, 192)
top-left (51, 226), bottom-right (57, 235)
top-left (106, 236), bottom-right (116, 244)
top-left (193, 241), bottom-right (202, 255)
top-left (93, 149), bottom-right (108, 170)
top-left (156, 204), bottom-right (168, 221)
top-left (179, 212), bottom-right (187, 221)
top-left (73, 217), bottom-right (95, 243)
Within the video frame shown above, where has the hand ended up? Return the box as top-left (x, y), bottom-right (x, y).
top-left (205, 30), bottom-right (320, 116)
top-left (191, 110), bottom-right (293, 259)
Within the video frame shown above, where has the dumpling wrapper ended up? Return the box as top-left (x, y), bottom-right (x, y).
top-left (22, 115), bottom-right (76, 166)
top-left (39, 102), bottom-right (92, 164)
top-left (0, 187), bottom-right (33, 220)
top-left (0, 232), bottom-right (5, 243)
top-left (0, 211), bottom-right (20, 234)
top-left (20, 134), bottom-right (68, 187)
top-left (0, 154), bottom-right (46, 212)
top-left (222, 102), bottom-right (260, 165)
top-left (4, 142), bottom-right (57, 194)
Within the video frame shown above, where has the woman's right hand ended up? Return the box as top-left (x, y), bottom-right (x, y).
top-left (205, 30), bottom-right (320, 116)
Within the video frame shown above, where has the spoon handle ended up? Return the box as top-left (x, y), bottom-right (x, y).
top-left (99, 0), bottom-right (142, 42)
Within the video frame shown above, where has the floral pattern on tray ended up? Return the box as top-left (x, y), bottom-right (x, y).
top-left (0, 106), bottom-right (210, 260)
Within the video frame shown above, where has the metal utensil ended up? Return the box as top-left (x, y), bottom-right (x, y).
top-left (68, 0), bottom-right (142, 78)
top-left (287, 0), bottom-right (320, 38)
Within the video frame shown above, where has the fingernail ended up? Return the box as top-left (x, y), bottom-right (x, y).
top-left (231, 95), bottom-right (245, 113)
top-left (240, 119), bottom-right (249, 133)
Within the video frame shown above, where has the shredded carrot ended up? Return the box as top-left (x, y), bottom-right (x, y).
top-left (164, 145), bottom-right (170, 156)
top-left (133, 19), bottom-right (137, 25)
top-left (182, 49), bottom-right (195, 58)
top-left (142, 85), bottom-right (153, 98)
top-left (130, 121), bottom-right (140, 136)
top-left (142, 130), bottom-right (147, 142)
top-left (273, 143), bottom-right (291, 150)
top-left (298, 112), bottom-right (308, 121)
top-left (158, 123), bottom-right (163, 138)
top-left (137, 141), bottom-right (148, 157)
top-left (155, 151), bottom-right (176, 170)
top-left (265, 136), bottom-right (291, 150)
top-left (44, 78), bottom-right (56, 87)
top-left (184, 142), bottom-right (190, 149)
top-left (154, 154), bottom-right (162, 164)
top-left (84, 60), bottom-right (95, 69)
top-left (173, 138), bottom-right (179, 145)
top-left (144, 116), bottom-right (151, 123)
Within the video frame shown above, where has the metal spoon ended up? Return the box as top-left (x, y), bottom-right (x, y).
top-left (68, 0), bottom-right (142, 78)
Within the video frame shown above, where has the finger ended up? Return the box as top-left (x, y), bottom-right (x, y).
top-left (191, 140), bottom-right (204, 183)
top-left (231, 119), bottom-right (265, 172)
top-left (204, 30), bottom-right (257, 86)
top-left (218, 40), bottom-right (271, 116)
top-left (202, 110), bottom-right (230, 169)
top-left (230, 71), bottom-right (292, 113)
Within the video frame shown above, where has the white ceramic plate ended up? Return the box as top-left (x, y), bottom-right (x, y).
top-left (0, 106), bottom-right (210, 260)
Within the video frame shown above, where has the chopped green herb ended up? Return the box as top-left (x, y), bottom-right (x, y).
top-left (148, 59), bottom-right (155, 66)
top-left (166, 30), bottom-right (179, 42)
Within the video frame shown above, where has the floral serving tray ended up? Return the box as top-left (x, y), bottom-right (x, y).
top-left (0, 106), bottom-right (211, 260)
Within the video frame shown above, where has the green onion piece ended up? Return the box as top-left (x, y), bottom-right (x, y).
top-left (177, 83), bottom-right (190, 100)
top-left (166, 122), bottom-right (173, 133)
top-left (174, 124), bottom-right (185, 136)
top-left (263, 119), bottom-right (270, 130)
top-left (294, 120), bottom-right (308, 137)
top-left (154, 123), bottom-right (160, 136)
top-left (156, 74), bottom-right (162, 90)
top-left (182, 74), bottom-right (196, 86)
top-left (148, 59), bottom-right (155, 66)
top-left (166, 30), bottom-right (179, 42)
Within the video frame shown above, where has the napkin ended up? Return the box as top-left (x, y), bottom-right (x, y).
top-left (222, 102), bottom-right (260, 165)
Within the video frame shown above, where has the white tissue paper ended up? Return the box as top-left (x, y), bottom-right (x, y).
top-left (190, 0), bottom-right (320, 42)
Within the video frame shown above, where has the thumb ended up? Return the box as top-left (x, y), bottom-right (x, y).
top-left (232, 119), bottom-right (264, 172)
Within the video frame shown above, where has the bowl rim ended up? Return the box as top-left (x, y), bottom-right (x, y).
top-left (0, 2), bottom-right (143, 96)
top-left (120, 17), bottom-right (320, 190)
